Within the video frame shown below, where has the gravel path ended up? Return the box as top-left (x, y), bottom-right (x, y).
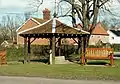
top-left (0, 76), bottom-right (119, 84)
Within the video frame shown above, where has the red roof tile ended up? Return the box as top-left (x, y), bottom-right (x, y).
top-left (92, 22), bottom-right (108, 35)
top-left (77, 22), bottom-right (108, 35)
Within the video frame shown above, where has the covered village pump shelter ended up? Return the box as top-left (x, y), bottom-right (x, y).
top-left (19, 18), bottom-right (90, 64)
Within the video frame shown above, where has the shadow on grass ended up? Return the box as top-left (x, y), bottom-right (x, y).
top-left (78, 61), bottom-right (110, 66)
top-left (87, 61), bottom-right (108, 65)
top-left (18, 58), bottom-right (49, 64)
top-left (30, 59), bottom-right (49, 64)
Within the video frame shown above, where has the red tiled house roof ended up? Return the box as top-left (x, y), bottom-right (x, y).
top-left (91, 22), bottom-right (108, 35)
top-left (77, 22), bottom-right (109, 35)
top-left (17, 8), bottom-right (51, 45)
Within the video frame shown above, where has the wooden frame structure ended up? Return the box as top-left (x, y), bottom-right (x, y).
top-left (20, 33), bottom-right (89, 64)
top-left (19, 18), bottom-right (90, 64)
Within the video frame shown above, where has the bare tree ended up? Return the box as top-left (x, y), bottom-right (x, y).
top-left (0, 15), bottom-right (20, 43)
top-left (55, 0), bottom-right (120, 55)
top-left (58, 1), bottom-right (120, 33)
top-left (0, 16), bottom-right (9, 41)
top-left (27, 0), bottom-right (120, 31)
top-left (28, 0), bottom-right (43, 12)
top-left (58, 0), bottom-right (113, 32)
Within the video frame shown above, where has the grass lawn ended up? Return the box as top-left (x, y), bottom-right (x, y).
top-left (0, 60), bottom-right (120, 81)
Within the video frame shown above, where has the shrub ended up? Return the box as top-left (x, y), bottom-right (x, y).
top-left (112, 44), bottom-right (120, 52)
top-left (6, 46), bottom-right (24, 61)
top-left (6, 45), bottom-right (81, 62)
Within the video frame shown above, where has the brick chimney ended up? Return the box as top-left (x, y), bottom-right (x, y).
top-left (43, 8), bottom-right (50, 20)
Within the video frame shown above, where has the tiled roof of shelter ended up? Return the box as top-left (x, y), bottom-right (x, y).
top-left (18, 18), bottom-right (90, 35)
top-left (32, 17), bottom-right (47, 24)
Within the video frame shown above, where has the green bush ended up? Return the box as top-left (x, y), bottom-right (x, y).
top-left (31, 45), bottom-right (50, 57)
top-left (31, 45), bottom-right (76, 57)
top-left (112, 44), bottom-right (120, 52)
top-left (6, 47), bottom-right (24, 61)
top-left (6, 45), bottom-right (81, 62)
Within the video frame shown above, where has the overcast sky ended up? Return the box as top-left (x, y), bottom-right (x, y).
top-left (0, 0), bottom-right (120, 26)
top-left (0, 0), bottom-right (73, 25)
top-left (0, 0), bottom-right (62, 18)
top-left (0, 0), bottom-right (27, 8)
top-left (0, 0), bottom-right (59, 13)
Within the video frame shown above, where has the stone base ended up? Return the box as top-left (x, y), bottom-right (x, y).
top-left (55, 56), bottom-right (72, 64)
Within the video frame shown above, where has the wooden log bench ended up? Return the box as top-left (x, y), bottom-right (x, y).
top-left (0, 49), bottom-right (7, 65)
top-left (83, 48), bottom-right (114, 66)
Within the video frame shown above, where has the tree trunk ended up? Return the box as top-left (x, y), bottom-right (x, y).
top-left (90, 0), bottom-right (99, 33)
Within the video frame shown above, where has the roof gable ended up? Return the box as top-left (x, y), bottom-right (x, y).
top-left (77, 22), bottom-right (108, 35)
top-left (17, 17), bottom-right (43, 33)
top-left (18, 18), bottom-right (90, 35)
top-left (32, 17), bottom-right (47, 24)
top-left (92, 22), bottom-right (108, 35)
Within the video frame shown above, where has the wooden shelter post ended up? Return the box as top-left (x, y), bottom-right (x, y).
top-left (81, 36), bottom-right (86, 65)
top-left (24, 37), bottom-right (27, 64)
top-left (84, 36), bottom-right (87, 65)
top-left (77, 37), bottom-right (81, 55)
top-left (58, 38), bottom-right (61, 56)
top-left (52, 36), bottom-right (56, 64)
top-left (49, 38), bottom-right (52, 65)
top-left (27, 37), bottom-right (31, 63)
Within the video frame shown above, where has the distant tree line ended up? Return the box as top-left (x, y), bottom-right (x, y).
top-left (0, 15), bottom-right (23, 44)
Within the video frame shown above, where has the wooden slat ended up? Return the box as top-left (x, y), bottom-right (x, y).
top-left (85, 48), bottom-right (113, 59)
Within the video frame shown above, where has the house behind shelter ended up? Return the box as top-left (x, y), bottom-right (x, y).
top-left (17, 8), bottom-right (51, 45)
top-left (107, 29), bottom-right (120, 44)
top-left (77, 22), bottom-right (109, 45)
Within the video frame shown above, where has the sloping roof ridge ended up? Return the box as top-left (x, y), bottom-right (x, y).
top-left (16, 17), bottom-right (31, 32)
top-left (55, 18), bottom-right (72, 27)
top-left (56, 19), bottom-right (90, 34)
top-left (92, 22), bottom-right (108, 35)
top-left (18, 18), bottom-right (52, 34)
top-left (16, 17), bottom-right (40, 32)
top-left (31, 17), bottom-right (41, 24)
top-left (74, 28), bottom-right (90, 34)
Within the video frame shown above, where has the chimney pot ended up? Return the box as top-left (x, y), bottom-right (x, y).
top-left (43, 8), bottom-right (50, 20)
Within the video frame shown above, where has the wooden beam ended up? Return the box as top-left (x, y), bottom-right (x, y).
top-left (27, 37), bottom-right (31, 63)
top-left (81, 37), bottom-right (85, 65)
top-left (84, 36), bottom-right (87, 65)
top-left (24, 37), bottom-right (27, 64)
top-left (58, 38), bottom-right (61, 56)
top-left (30, 38), bottom-right (36, 44)
top-left (52, 36), bottom-right (56, 64)
top-left (49, 38), bottom-right (52, 65)
top-left (75, 37), bottom-right (81, 54)
top-left (72, 38), bottom-right (78, 44)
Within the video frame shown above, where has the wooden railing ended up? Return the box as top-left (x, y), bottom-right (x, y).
top-left (83, 48), bottom-right (114, 65)
top-left (0, 49), bottom-right (7, 65)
